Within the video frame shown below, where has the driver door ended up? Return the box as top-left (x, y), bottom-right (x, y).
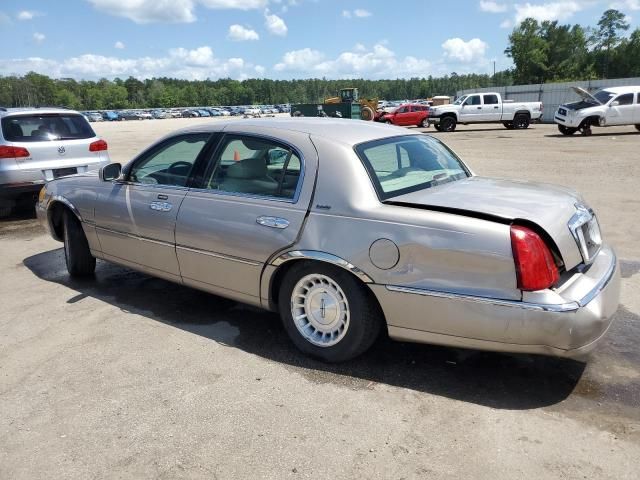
top-left (94, 133), bottom-right (211, 281)
top-left (459, 95), bottom-right (482, 122)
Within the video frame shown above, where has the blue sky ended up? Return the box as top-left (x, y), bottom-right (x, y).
top-left (0, 0), bottom-right (638, 80)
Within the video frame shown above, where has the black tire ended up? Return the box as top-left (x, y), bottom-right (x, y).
top-left (440, 116), bottom-right (456, 132)
top-left (434, 123), bottom-right (443, 132)
top-left (63, 210), bottom-right (96, 277)
top-left (558, 124), bottom-right (577, 136)
top-left (581, 128), bottom-right (592, 136)
top-left (0, 206), bottom-right (13, 218)
top-left (278, 262), bottom-right (382, 363)
top-left (635, 124), bottom-right (640, 132)
top-left (420, 117), bottom-right (430, 128)
top-left (385, 120), bottom-right (393, 125)
top-left (503, 122), bottom-right (514, 130)
top-left (513, 113), bottom-right (530, 129)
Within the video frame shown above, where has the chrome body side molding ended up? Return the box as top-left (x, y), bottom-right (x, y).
top-left (271, 250), bottom-right (374, 283)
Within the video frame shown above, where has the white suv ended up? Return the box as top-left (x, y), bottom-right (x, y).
top-left (554, 86), bottom-right (640, 136)
top-left (0, 107), bottom-right (110, 217)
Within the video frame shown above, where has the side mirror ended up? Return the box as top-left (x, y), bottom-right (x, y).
top-left (610, 101), bottom-right (619, 107)
top-left (99, 163), bottom-right (122, 181)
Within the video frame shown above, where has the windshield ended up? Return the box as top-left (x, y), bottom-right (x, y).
top-left (453, 95), bottom-right (468, 105)
top-left (592, 90), bottom-right (616, 104)
top-left (354, 135), bottom-right (469, 200)
top-left (1, 114), bottom-right (95, 142)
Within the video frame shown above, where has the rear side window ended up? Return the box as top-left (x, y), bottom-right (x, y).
top-left (1, 114), bottom-right (96, 142)
top-left (484, 94), bottom-right (499, 105)
top-left (355, 135), bottom-right (470, 200)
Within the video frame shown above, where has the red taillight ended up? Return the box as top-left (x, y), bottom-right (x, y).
top-left (510, 225), bottom-right (559, 291)
top-left (89, 139), bottom-right (108, 152)
top-left (0, 145), bottom-right (30, 159)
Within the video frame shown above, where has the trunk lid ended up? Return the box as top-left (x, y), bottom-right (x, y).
top-left (387, 176), bottom-right (586, 270)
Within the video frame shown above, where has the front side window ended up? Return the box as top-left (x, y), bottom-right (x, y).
top-left (465, 95), bottom-right (481, 106)
top-left (1, 114), bottom-right (95, 142)
top-left (128, 133), bottom-right (210, 187)
top-left (615, 93), bottom-right (634, 105)
top-left (355, 135), bottom-right (469, 200)
top-left (203, 135), bottom-right (302, 200)
top-left (593, 90), bottom-right (616, 104)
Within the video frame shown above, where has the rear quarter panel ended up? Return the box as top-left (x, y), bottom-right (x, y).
top-left (300, 135), bottom-right (519, 301)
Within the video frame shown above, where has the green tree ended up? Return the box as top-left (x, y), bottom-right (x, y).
top-left (591, 9), bottom-right (630, 77)
top-left (505, 18), bottom-right (549, 84)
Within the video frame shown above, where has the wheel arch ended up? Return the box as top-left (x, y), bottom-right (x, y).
top-left (47, 197), bottom-right (82, 241)
top-left (265, 251), bottom-right (376, 313)
top-left (514, 110), bottom-right (531, 118)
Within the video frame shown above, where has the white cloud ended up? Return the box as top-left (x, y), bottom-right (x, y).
top-left (500, 19), bottom-right (513, 28)
top-left (353, 9), bottom-right (372, 17)
top-left (514, 1), bottom-right (583, 24)
top-left (0, 46), bottom-right (265, 80)
top-left (274, 44), bottom-right (432, 79)
top-left (114, 41), bottom-right (125, 49)
top-left (441, 37), bottom-right (488, 63)
top-left (17, 10), bottom-right (41, 20)
top-left (342, 8), bottom-right (372, 18)
top-left (264, 10), bottom-right (288, 36)
top-left (87, 0), bottom-right (267, 24)
top-left (274, 48), bottom-right (324, 71)
top-left (610, 0), bottom-right (640, 10)
top-left (479, 1), bottom-right (508, 13)
top-left (33, 32), bottom-right (46, 44)
top-left (228, 24), bottom-right (259, 40)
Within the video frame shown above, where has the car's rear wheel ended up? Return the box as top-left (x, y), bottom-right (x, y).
top-left (440, 116), bottom-right (457, 132)
top-left (635, 124), bottom-right (640, 132)
top-left (434, 123), bottom-right (443, 132)
top-left (558, 124), bottom-right (577, 135)
top-left (278, 262), bottom-right (382, 362)
top-left (513, 113), bottom-right (530, 129)
top-left (63, 210), bottom-right (96, 277)
top-left (420, 117), bottom-right (430, 128)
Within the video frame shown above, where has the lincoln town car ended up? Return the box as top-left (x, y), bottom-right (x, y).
top-left (37, 118), bottom-right (620, 362)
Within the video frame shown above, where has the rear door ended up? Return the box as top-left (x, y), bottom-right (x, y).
top-left (94, 132), bottom-right (211, 281)
top-left (175, 128), bottom-right (317, 302)
top-left (481, 94), bottom-right (502, 121)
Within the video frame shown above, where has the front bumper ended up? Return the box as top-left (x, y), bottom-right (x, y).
top-left (372, 245), bottom-right (620, 358)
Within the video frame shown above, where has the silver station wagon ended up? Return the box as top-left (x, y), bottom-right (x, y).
top-left (37, 118), bottom-right (620, 362)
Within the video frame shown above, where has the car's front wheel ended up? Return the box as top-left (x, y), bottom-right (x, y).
top-left (558, 124), bottom-right (577, 135)
top-left (440, 116), bottom-right (456, 132)
top-left (278, 262), bottom-right (382, 362)
top-left (420, 117), bottom-right (430, 128)
top-left (63, 210), bottom-right (96, 277)
top-left (503, 121), bottom-right (514, 129)
top-left (635, 124), bottom-right (640, 132)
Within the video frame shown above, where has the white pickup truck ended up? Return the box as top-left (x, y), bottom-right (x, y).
top-left (429, 92), bottom-right (543, 132)
top-left (554, 86), bottom-right (640, 136)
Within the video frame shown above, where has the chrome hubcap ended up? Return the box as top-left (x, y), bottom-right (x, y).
top-left (291, 274), bottom-right (350, 347)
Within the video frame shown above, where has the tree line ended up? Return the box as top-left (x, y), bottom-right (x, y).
top-left (0, 9), bottom-right (638, 110)
top-left (506, 9), bottom-right (640, 84)
top-left (0, 72), bottom-right (515, 110)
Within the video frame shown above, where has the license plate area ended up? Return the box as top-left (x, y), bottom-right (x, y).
top-left (53, 167), bottom-right (77, 179)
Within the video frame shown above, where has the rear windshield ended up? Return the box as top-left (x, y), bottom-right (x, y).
top-left (1, 114), bottom-right (96, 142)
top-left (355, 135), bottom-right (469, 200)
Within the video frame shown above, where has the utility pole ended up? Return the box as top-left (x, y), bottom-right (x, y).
top-left (493, 61), bottom-right (496, 86)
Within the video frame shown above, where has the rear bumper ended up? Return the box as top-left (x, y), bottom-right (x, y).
top-left (373, 245), bottom-right (620, 358)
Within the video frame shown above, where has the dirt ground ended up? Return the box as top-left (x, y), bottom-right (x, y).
top-left (1, 117), bottom-right (639, 479)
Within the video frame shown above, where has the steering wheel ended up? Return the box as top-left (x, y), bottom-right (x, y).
top-left (167, 161), bottom-right (192, 174)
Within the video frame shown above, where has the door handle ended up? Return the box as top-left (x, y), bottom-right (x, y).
top-left (494, 106), bottom-right (499, 109)
top-left (157, 194), bottom-right (168, 200)
top-left (256, 216), bottom-right (289, 229)
top-left (477, 106), bottom-right (482, 109)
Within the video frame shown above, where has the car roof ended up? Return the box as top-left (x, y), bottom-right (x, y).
top-left (599, 86), bottom-right (640, 93)
top-left (0, 107), bottom-right (81, 118)
top-left (177, 117), bottom-right (418, 146)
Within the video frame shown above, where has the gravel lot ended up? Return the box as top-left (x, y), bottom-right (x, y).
top-left (1, 117), bottom-right (639, 479)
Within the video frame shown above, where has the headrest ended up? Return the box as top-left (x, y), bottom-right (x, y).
top-left (226, 157), bottom-right (268, 179)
